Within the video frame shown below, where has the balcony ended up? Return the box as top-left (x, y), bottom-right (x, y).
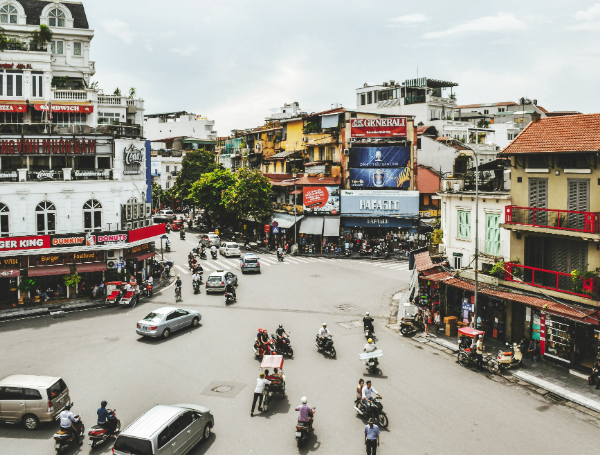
top-left (404, 94), bottom-right (426, 105)
top-left (0, 123), bottom-right (142, 138)
top-left (504, 263), bottom-right (599, 300)
top-left (53, 90), bottom-right (88, 101)
top-left (504, 206), bottom-right (600, 235)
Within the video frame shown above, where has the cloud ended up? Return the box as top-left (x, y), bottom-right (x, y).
top-left (423, 12), bottom-right (527, 39)
top-left (144, 40), bottom-right (153, 52)
top-left (102, 19), bottom-right (134, 44)
top-left (158, 31), bottom-right (176, 38)
top-left (170, 46), bottom-right (198, 56)
top-left (388, 13), bottom-right (428, 27)
top-left (570, 3), bottom-right (600, 30)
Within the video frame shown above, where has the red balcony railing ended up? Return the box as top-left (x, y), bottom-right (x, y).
top-left (504, 262), bottom-right (599, 299)
top-left (504, 206), bottom-right (600, 234)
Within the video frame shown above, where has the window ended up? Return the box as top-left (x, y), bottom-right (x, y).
top-left (166, 165), bottom-right (170, 172)
top-left (360, 94), bottom-right (366, 105)
top-left (325, 146), bottom-right (334, 161)
top-left (318, 147), bottom-right (324, 161)
top-left (36, 201), bottom-right (56, 235)
top-left (485, 213), bottom-right (501, 256)
top-left (83, 199), bottom-right (102, 232)
top-left (457, 210), bottom-right (471, 239)
top-left (367, 92), bottom-right (372, 104)
top-left (0, 387), bottom-right (24, 400)
top-left (166, 312), bottom-right (180, 321)
top-left (52, 112), bottom-right (86, 127)
top-left (498, 108), bottom-right (505, 113)
top-left (5, 72), bottom-right (23, 97)
top-left (49, 8), bottom-right (66, 27)
top-left (73, 41), bottom-right (81, 55)
top-left (205, 125), bottom-right (212, 131)
top-left (0, 4), bottom-right (17, 23)
top-left (51, 40), bottom-right (64, 54)
top-left (483, 109), bottom-right (489, 115)
top-left (0, 203), bottom-right (9, 237)
top-left (166, 181), bottom-right (170, 189)
top-left (31, 73), bottom-right (43, 98)
top-left (24, 389), bottom-right (42, 400)
top-left (454, 256), bottom-right (462, 270)
top-left (174, 166), bottom-right (177, 172)
top-left (98, 112), bottom-right (119, 124)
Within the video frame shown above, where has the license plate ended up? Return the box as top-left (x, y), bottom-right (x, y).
top-left (295, 432), bottom-right (302, 437)
top-left (142, 326), bottom-right (147, 331)
top-left (88, 440), bottom-right (93, 446)
top-left (55, 443), bottom-right (60, 449)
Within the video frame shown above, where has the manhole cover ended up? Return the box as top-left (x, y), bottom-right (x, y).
top-left (338, 320), bottom-right (363, 329)
top-left (105, 337), bottom-right (119, 342)
top-left (211, 385), bottom-right (233, 393)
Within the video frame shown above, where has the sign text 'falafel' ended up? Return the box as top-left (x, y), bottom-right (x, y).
top-left (350, 117), bottom-right (407, 138)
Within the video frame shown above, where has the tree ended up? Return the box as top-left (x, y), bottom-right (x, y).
top-left (173, 149), bottom-right (220, 202)
top-left (188, 168), bottom-right (236, 223)
top-left (477, 118), bottom-right (490, 129)
top-left (31, 24), bottom-right (53, 47)
top-left (222, 168), bottom-right (273, 224)
top-left (151, 181), bottom-right (163, 209)
top-left (129, 87), bottom-right (137, 99)
top-left (114, 87), bottom-right (121, 96)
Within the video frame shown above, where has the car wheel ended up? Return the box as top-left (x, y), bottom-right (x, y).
top-left (22, 414), bottom-right (39, 430)
top-left (162, 328), bottom-right (171, 339)
top-left (203, 423), bottom-right (212, 440)
top-left (191, 317), bottom-right (200, 327)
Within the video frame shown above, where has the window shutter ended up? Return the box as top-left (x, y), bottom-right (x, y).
top-left (458, 211), bottom-right (464, 238)
top-left (465, 211), bottom-right (471, 238)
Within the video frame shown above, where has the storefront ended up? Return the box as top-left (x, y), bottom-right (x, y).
top-left (541, 313), bottom-right (599, 369)
top-left (125, 242), bottom-right (156, 283)
top-left (299, 186), bottom-right (341, 254)
top-left (267, 213), bottom-right (303, 250)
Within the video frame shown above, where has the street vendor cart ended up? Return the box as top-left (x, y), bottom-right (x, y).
top-left (259, 355), bottom-right (286, 411)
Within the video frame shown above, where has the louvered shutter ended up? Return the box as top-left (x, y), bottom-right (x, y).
top-left (528, 178), bottom-right (548, 225)
top-left (458, 211), bottom-right (465, 238)
top-left (464, 211), bottom-right (471, 238)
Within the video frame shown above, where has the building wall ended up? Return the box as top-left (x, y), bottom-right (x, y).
top-left (282, 119), bottom-right (304, 152)
top-left (419, 136), bottom-right (463, 175)
top-left (150, 155), bottom-right (183, 190)
top-left (144, 115), bottom-right (217, 142)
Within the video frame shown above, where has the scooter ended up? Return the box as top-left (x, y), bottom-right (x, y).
top-left (497, 343), bottom-right (523, 371)
top-left (354, 396), bottom-right (388, 428)
top-left (193, 280), bottom-right (200, 294)
top-left (361, 348), bottom-right (382, 373)
top-left (175, 286), bottom-right (182, 302)
top-left (54, 412), bottom-right (85, 453)
top-left (400, 317), bottom-right (421, 336)
top-left (315, 335), bottom-right (336, 358)
top-left (225, 291), bottom-right (236, 304)
top-left (144, 281), bottom-right (153, 297)
top-left (272, 334), bottom-right (294, 357)
top-left (345, 248), bottom-right (351, 257)
top-left (253, 338), bottom-right (276, 357)
top-left (88, 409), bottom-right (121, 448)
top-left (295, 407), bottom-right (315, 447)
top-left (200, 250), bottom-right (207, 260)
top-left (211, 250), bottom-right (217, 259)
top-left (277, 251), bottom-right (284, 262)
top-left (165, 240), bottom-right (171, 252)
top-left (180, 229), bottom-right (186, 240)
top-left (360, 248), bottom-right (372, 256)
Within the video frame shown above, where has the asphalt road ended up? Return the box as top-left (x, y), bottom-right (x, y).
top-left (1, 232), bottom-right (599, 455)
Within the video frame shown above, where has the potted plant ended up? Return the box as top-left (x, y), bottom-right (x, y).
top-left (18, 278), bottom-right (37, 304)
top-left (63, 274), bottom-right (82, 298)
top-left (30, 24), bottom-right (53, 50)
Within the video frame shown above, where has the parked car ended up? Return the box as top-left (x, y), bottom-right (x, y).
top-left (219, 242), bottom-right (241, 257)
top-left (240, 253), bottom-right (261, 274)
top-left (159, 210), bottom-right (175, 220)
top-left (136, 307), bottom-right (201, 339)
top-left (0, 375), bottom-right (71, 430)
top-left (205, 270), bottom-right (238, 293)
top-left (113, 404), bottom-right (214, 455)
top-left (200, 233), bottom-right (221, 247)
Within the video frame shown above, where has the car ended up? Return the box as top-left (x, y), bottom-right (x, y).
top-left (159, 210), bottom-right (175, 220)
top-left (136, 307), bottom-right (201, 339)
top-left (171, 219), bottom-right (184, 231)
top-left (240, 253), bottom-right (261, 274)
top-left (205, 270), bottom-right (237, 293)
top-left (200, 233), bottom-right (221, 247)
top-left (113, 404), bottom-right (214, 455)
top-left (219, 242), bottom-right (241, 257)
top-left (0, 375), bottom-right (71, 430)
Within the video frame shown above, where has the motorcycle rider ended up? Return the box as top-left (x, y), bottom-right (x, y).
top-left (476, 335), bottom-right (484, 371)
top-left (97, 400), bottom-right (116, 437)
top-left (179, 227), bottom-right (186, 239)
top-left (192, 271), bottom-right (201, 291)
top-left (225, 279), bottom-right (236, 300)
top-left (58, 403), bottom-right (80, 443)
top-left (175, 275), bottom-right (182, 297)
top-left (361, 380), bottom-right (381, 416)
top-left (210, 244), bottom-right (217, 257)
top-left (318, 322), bottom-right (331, 348)
top-left (363, 338), bottom-right (377, 353)
top-left (295, 396), bottom-right (314, 432)
top-left (275, 324), bottom-right (288, 352)
top-left (277, 244), bottom-right (284, 259)
top-left (363, 312), bottom-right (375, 336)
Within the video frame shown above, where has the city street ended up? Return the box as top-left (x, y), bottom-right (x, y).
top-left (1, 232), bottom-right (599, 455)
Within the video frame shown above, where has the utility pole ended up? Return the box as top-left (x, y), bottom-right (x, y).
top-left (473, 148), bottom-right (480, 328)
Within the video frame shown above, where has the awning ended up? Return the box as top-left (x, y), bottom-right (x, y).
top-left (300, 216), bottom-right (324, 235)
top-left (0, 269), bottom-right (20, 278)
top-left (323, 217), bottom-right (340, 237)
top-left (34, 103), bottom-right (94, 114)
top-left (76, 262), bottom-right (108, 273)
top-left (28, 265), bottom-right (71, 277)
top-left (132, 252), bottom-right (155, 262)
top-left (269, 213), bottom-right (304, 229)
top-left (288, 189), bottom-right (303, 195)
top-left (0, 100), bottom-right (26, 113)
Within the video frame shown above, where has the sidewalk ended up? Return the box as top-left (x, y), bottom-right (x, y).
top-left (250, 245), bottom-right (408, 261)
top-left (415, 329), bottom-right (600, 414)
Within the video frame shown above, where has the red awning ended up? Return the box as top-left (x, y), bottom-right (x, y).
top-left (0, 101), bottom-right (26, 113)
top-left (28, 265), bottom-right (71, 277)
top-left (288, 189), bottom-right (303, 195)
top-left (0, 269), bottom-right (20, 278)
top-left (131, 252), bottom-right (155, 262)
top-left (33, 103), bottom-right (94, 114)
top-left (76, 262), bottom-right (108, 273)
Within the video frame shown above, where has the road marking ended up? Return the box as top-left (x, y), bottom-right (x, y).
top-left (222, 259), bottom-right (239, 267)
top-left (212, 260), bottom-right (231, 270)
top-left (259, 256), bottom-right (277, 264)
top-left (283, 257), bottom-right (301, 264)
top-left (198, 261), bottom-right (216, 271)
top-left (174, 265), bottom-right (189, 274)
top-left (292, 257), bottom-right (310, 263)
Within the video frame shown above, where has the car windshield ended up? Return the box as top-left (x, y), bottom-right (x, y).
top-left (208, 276), bottom-right (222, 282)
top-left (47, 378), bottom-right (67, 400)
top-left (228, 243), bottom-right (239, 248)
top-left (143, 312), bottom-right (163, 322)
top-left (245, 258), bottom-right (257, 263)
top-left (114, 435), bottom-right (153, 455)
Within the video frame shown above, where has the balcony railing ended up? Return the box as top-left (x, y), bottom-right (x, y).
top-left (504, 262), bottom-right (599, 299)
top-left (98, 95), bottom-right (124, 105)
top-left (404, 94), bottom-right (426, 105)
top-left (53, 90), bottom-right (88, 101)
top-left (0, 123), bottom-right (142, 138)
top-left (505, 206), bottom-right (600, 234)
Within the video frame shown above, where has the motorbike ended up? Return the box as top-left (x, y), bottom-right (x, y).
top-left (344, 249), bottom-right (351, 257)
top-left (165, 240), bottom-right (171, 252)
top-left (360, 348), bottom-right (382, 373)
top-left (253, 338), bottom-right (277, 357)
top-left (225, 291), bottom-right (236, 304)
top-left (193, 280), bottom-right (200, 294)
top-left (272, 334), bottom-right (294, 357)
top-left (180, 230), bottom-right (186, 240)
top-left (497, 343), bottom-right (523, 371)
top-left (315, 335), bottom-right (336, 358)
top-left (399, 303), bottom-right (422, 337)
top-left (277, 251), bottom-right (284, 262)
top-left (175, 286), bottom-right (182, 302)
top-left (211, 250), bottom-right (217, 259)
top-left (458, 347), bottom-right (498, 372)
top-left (200, 250), bottom-right (207, 260)
top-left (354, 396), bottom-right (388, 428)
top-left (359, 248), bottom-right (372, 256)
top-left (144, 281), bottom-right (153, 297)
top-left (88, 409), bottom-right (121, 448)
top-left (295, 407), bottom-right (315, 447)
top-left (54, 414), bottom-right (85, 453)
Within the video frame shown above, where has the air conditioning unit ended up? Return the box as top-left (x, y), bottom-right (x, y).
top-left (302, 137), bottom-right (308, 142)
top-left (344, 149), bottom-right (349, 156)
top-left (107, 260), bottom-right (115, 269)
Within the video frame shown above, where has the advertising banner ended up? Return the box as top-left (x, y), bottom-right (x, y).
top-left (303, 186), bottom-right (340, 215)
top-left (349, 146), bottom-right (410, 168)
top-left (128, 224), bottom-right (166, 243)
top-left (51, 231), bottom-right (128, 248)
top-left (0, 235), bottom-right (50, 252)
top-left (342, 217), bottom-right (414, 228)
top-left (340, 190), bottom-right (419, 217)
top-left (34, 104), bottom-right (94, 113)
top-left (350, 117), bottom-right (407, 138)
top-left (349, 168), bottom-right (411, 188)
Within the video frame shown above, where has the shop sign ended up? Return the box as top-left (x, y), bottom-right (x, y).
top-left (0, 257), bottom-right (19, 268)
top-left (0, 104), bottom-right (26, 113)
top-left (349, 146), bottom-right (410, 168)
top-left (342, 216), bottom-right (414, 228)
top-left (34, 104), bottom-right (94, 113)
top-left (349, 168), bottom-right (411, 188)
top-left (73, 252), bottom-right (96, 261)
top-left (121, 142), bottom-right (145, 175)
top-left (52, 231), bottom-right (128, 248)
top-left (39, 254), bottom-right (64, 264)
top-left (0, 235), bottom-right (50, 252)
top-left (0, 63), bottom-right (32, 69)
top-left (540, 313), bottom-right (546, 355)
top-left (0, 269), bottom-right (19, 277)
top-left (96, 233), bottom-right (128, 245)
top-left (0, 138), bottom-right (96, 155)
top-left (74, 170), bottom-right (105, 177)
top-left (129, 243), bottom-right (150, 255)
top-left (340, 190), bottom-right (419, 217)
top-left (350, 117), bottom-right (408, 138)
top-left (0, 171), bottom-right (17, 179)
top-left (31, 170), bottom-right (57, 180)
top-left (303, 186), bottom-right (340, 215)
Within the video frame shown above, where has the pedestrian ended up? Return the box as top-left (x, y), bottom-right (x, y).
top-left (590, 359), bottom-right (600, 390)
top-left (364, 418), bottom-right (380, 455)
top-left (434, 311), bottom-right (441, 337)
top-left (251, 373), bottom-right (271, 416)
top-left (532, 340), bottom-right (540, 361)
top-left (528, 340), bottom-right (537, 361)
top-left (519, 337), bottom-right (530, 360)
top-left (476, 335), bottom-right (484, 371)
top-left (424, 309), bottom-right (431, 336)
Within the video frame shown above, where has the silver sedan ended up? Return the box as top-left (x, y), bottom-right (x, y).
top-left (136, 306), bottom-right (201, 339)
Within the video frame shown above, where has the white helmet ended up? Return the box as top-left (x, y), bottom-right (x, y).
top-left (322, 323), bottom-right (327, 327)
top-left (366, 311), bottom-right (370, 316)
top-left (301, 396), bottom-right (307, 404)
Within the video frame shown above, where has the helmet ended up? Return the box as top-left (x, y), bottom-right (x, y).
top-left (279, 324), bottom-right (283, 329)
top-left (101, 400), bottom-right (107, 407)
top-left (177, 275), bottom-right (181, 279)
top-left (366, 311), bottom-right (370, 316)
top-left (368, 338), bottom-right (373, 344)
top-left (322, 323), bottom-right (327, 327)
top-left (301, 396), bottom-right (307, 404)
top-left (65, 404), bottom-right (72, 410)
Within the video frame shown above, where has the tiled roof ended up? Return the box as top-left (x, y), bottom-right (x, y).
top-left (266, 150), bottom-right (299, 159)
top-left (417, 166), bottom-right (441, 194)
top-left (267, 174), bottom-right (341, 186)
top-left (456, 101), bottom-right (518, 109)
top-left (536, 106), bottom-right (549, 114)
top-left (415, 252), bottom-right (438, 272)
top-left (419, 271), bottom-right (453, 282)
top-left (500, 113), bottom-right (600, 155)
top-left (21, 0), bottom-right (89, 29)
top-left (417, 126), bottom-right (437, 136)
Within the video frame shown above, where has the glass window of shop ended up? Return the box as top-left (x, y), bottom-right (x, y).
top-left (30, 156), bottom-right (50, 171)
top-left (75, 155), bottom-right (95, 169)
top-left (544, 315), bottom-right (574, 364)
top-left (0, 156), bottom-right (25, 171)
top-left (0, 203), bottom-right (9, 236)
top-left (0, 112), bottom-right (24, 124)
top-left (52, 113), bottom-right (87, 127)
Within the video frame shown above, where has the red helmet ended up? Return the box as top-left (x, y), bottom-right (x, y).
top-left (258, 329), bottom-right (263, 333)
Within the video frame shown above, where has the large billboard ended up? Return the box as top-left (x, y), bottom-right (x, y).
top-left (303, 186), bottom-right (340, 215)
top-left (349, 146), bottom-right (410, 168)
top-left (349, 168), bottom-right (411, 188)
top-left (340, 190), bottom-right (419, 217)
top-left (350, 117), bottom-right (407, 138)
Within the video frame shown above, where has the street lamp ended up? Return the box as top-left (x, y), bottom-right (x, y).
top-left (282, 177), bottom-right (300, 247)
top-left (471, 148), bottom-right (481, 329)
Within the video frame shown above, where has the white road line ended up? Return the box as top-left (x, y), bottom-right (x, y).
top-left (302, 258), bottom-right (319, 263)
top-left (199, 261), bottom-right (216, 271)
top-left (211, 260), bottom-right (230, 270)
top-left (284, 257), bottom-right (301, 264)
top-left (258, 260), bottom-right (271, 267)
top-left (222, 259), bottom-right (239, 267)
top-left (292, 258), bottom-right (311, 264)
top-left (174, 265), bottom-right (189, 274)
top-left (259, 256), bottom-right (278, 264)
top-left (310, 258), bottom-right (328, 262)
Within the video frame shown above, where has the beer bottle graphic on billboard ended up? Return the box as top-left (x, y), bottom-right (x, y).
top-left (373, 169), bottom-right (385, 187)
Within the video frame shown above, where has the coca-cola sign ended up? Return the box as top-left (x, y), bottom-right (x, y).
top-left (350, 117), bottom-right (408, 138)
top-left (34, 170), bottom-right (55, 180)
top-left (123, 143), bottom-right (144, 175)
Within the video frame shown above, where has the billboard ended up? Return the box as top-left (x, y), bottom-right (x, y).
top-left (51, 231), bottom-right (128, 248)
top-left (349, 168), bottom-right (411, 188)
top-left (348, 146), bottom-right (410, 168)
top-left (340, 190), bottom-right (419, 217)
top-left (303, 186), bottom-right (340, 215)
top-left (350, 117), bottom-right (407, 138)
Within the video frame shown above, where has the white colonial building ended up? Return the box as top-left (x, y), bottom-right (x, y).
top-left (144, 111), bottom-right (217, 151)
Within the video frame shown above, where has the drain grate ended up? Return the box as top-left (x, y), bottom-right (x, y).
top-left (200, 381), bottom-right (245, 399)
top-left (211, 385), bottom-right (233, 393)
top-left (545, 393), bottom-right (565, 404)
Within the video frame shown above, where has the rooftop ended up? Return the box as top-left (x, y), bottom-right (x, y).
top-left (417, 166), bottom-right (441, 194)
top-left (20, 0), bottom-right (89, 29)
top-left (456, 101), bottom-right (518, 109)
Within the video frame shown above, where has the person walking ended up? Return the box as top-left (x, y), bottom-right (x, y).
top-left (476, 335), bottom-right (484, 371)
top-left (434, 311), bottom-right (441, 338)
top-left (424, 309), bottom-right (431, 336)
top-left (251, 373), bottom-right (271, 416)
top-left (364, 418), bottom-right (380, 455)
top-left (519, 337), bottom-right (530, 360)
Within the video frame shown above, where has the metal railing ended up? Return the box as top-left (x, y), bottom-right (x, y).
top-left (504, 262), bottom-right (599, 299)
top-left (72, 169), bottom-right (113, 180)
top-left (505, 206), bottom-right (600, 234)
top-left (404, 95), bottom-right (426, 105)
top-left (98, 95), bottom-right (123, 105)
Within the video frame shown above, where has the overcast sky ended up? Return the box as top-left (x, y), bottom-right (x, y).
top-left (86, 0), bottom-right (600, 134)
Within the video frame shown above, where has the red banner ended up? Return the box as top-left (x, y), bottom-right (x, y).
top-left (0, 103), bottom-right (26, 113)
top-left (128, 224), bottom-right (166, 243)
top-left (350, 117), bottom-right (407, 138)
top-left (34, 104), bottom-right (94, 114)
top-left (0, 235), bottom-right (50, 252)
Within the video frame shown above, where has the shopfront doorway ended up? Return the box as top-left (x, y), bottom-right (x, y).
top-left (512, 303), bottom-right (526, 343)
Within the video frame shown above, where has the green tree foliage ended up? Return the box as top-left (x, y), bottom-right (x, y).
top-left (31, 24), bottom-right (53, 46)
top-left (222, 168), bottom-right (273, 223)
top-left (189, 168), bottom-right (236, 224)
top-left (173, 149), bottom-right (220, 202)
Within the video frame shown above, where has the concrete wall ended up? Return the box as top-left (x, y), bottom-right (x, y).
top-left (144, 116), bottom-right (217, 142)
top-left (418, 136), bottom-right (462, 175)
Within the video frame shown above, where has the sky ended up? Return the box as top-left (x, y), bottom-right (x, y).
top-left (85, 0), bottom-right (600, 134)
